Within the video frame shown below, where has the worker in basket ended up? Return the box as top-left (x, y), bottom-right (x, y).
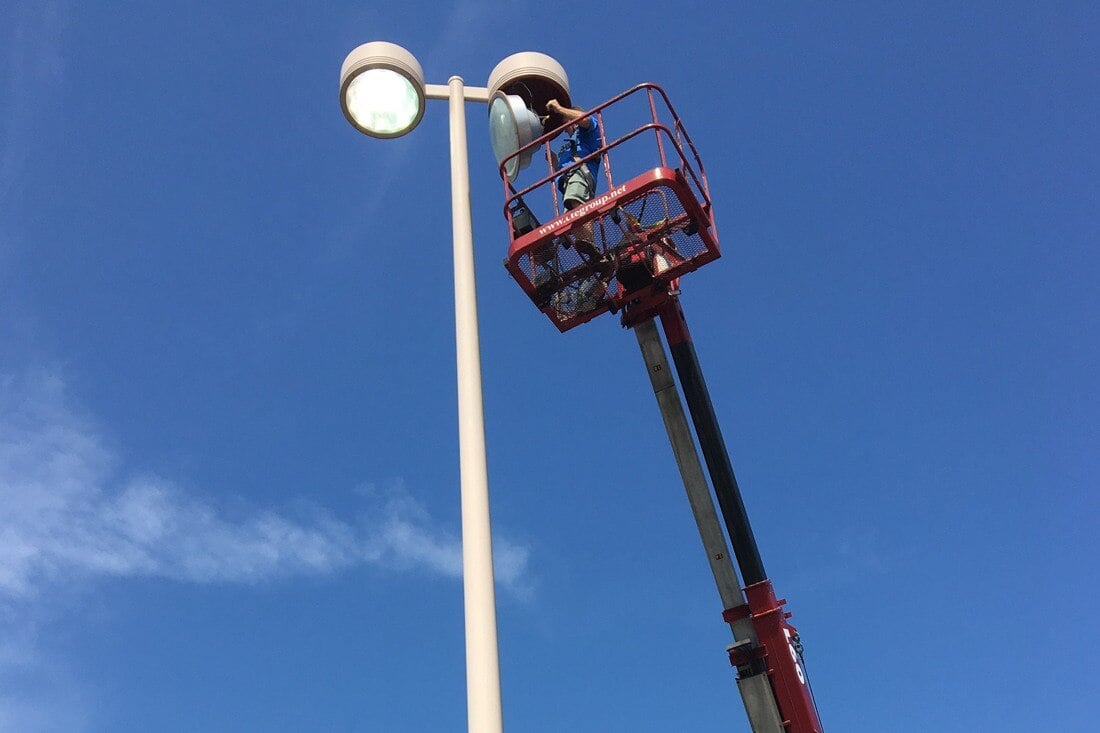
top-left (547, 98), bottom-right (603, 259)
top-left (528, 98), bottom-right (612, 318)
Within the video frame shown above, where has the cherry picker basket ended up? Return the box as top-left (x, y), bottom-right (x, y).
top-left (500, 83), bottom-right (721, 332)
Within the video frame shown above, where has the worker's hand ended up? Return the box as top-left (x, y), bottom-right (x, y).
top-left (546, 98), bottom-right (562, 114)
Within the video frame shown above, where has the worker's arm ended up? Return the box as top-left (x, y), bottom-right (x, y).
top-left (547, 99), bottom-right (592, 129)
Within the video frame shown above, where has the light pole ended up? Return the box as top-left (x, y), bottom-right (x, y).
top-left (339, 41), bottom-right (568, 733)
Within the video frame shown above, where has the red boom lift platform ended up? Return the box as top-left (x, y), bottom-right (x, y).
top-left (498, 84), bottom-right (826, 733)
top-left (502, 84), bottom-right (721, 332)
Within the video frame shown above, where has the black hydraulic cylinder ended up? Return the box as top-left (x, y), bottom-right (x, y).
top-left (658, 298), bottom-right (767, 587)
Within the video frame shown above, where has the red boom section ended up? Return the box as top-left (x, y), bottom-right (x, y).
top-left (725, 580), bottom-right (824, 732)
top-left (499, 84), bottom-right (721, 332)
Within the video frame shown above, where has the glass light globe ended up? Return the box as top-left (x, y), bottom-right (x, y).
top-left (488, 93), bottom-right (542, 182)
top-left (344, 68), bottom-right (421, 137)
top-left (489, 95), bottom-right (521, 180)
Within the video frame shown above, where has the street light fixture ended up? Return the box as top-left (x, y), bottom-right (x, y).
top-left (339, 41), bottom-right (426, 138)
top-left (339, 42), bottom-right (569, 733)
top-left (488, 92), bottom-right (542, 182)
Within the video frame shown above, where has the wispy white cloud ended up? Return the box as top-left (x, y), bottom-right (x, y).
top-left (0, 368), bottom-right (530, 597)
top-left (0, 365), bottom-right (531, 727)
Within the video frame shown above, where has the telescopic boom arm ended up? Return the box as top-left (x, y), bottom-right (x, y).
top-left (632, 297), bottom-right (824, 733)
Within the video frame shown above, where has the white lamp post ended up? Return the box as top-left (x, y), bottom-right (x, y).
top-left (339, 42), bottom-right (568, 733)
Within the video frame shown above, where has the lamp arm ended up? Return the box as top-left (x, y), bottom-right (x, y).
top-left (427, 82), bottom-right (489, 103)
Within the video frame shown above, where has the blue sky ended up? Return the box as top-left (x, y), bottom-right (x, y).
top-left (1, 1), bottom-right (1097, 731)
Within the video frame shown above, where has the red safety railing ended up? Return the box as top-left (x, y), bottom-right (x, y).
top-left (498, 83), bottom-right (723, 332)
